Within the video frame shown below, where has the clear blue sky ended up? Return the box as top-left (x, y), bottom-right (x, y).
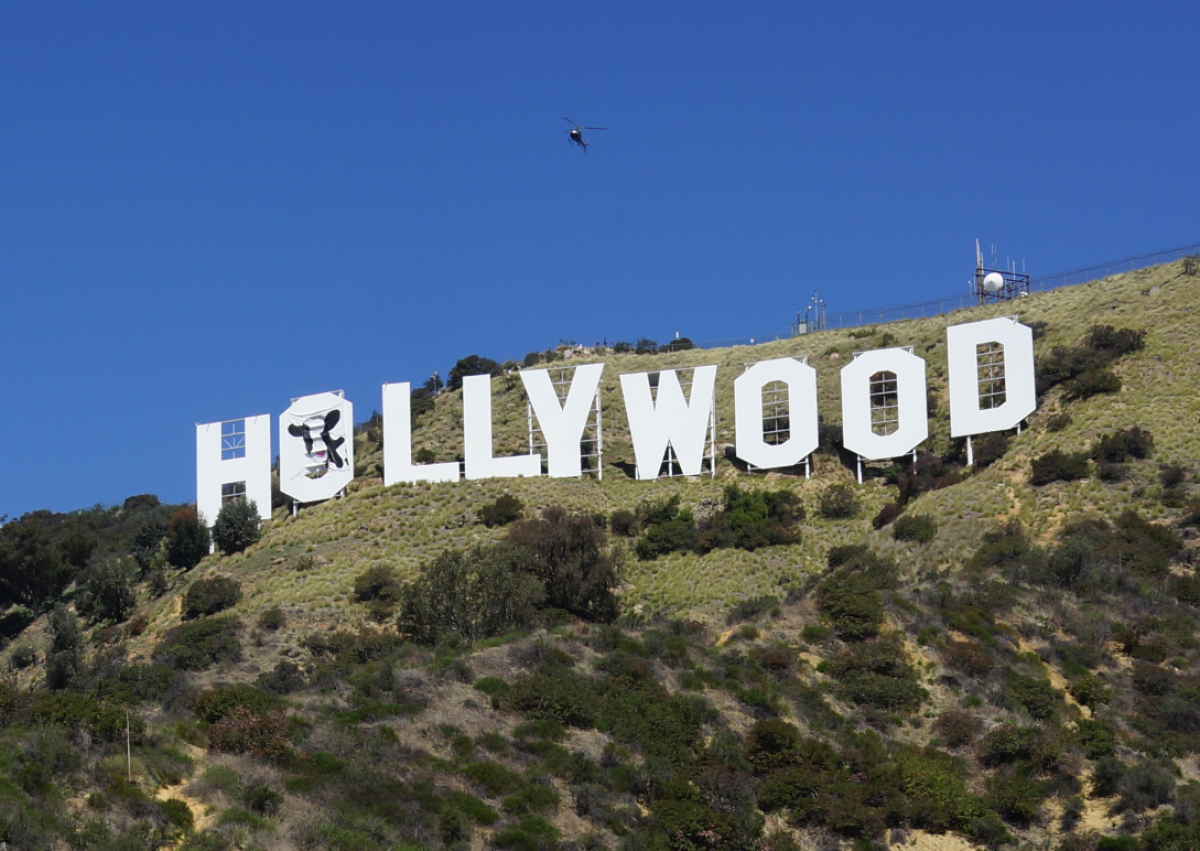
top-left (3, 2), bottom-right (1198, 518)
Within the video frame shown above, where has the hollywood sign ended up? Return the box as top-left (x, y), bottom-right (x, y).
top-left (195, 317), bottom-right (1035, 525)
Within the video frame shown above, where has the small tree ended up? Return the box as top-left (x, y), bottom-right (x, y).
top-left (87, 557), bottom-right (138, 623)
top-left (133, 517), bottom-right (168, 574)
top-left (818, 484), bottom-right (860, 519)
top-left (184, 576), bottom-right (243, 619)
top-left (506, 508), bottom-right (621, 623)
top-left (45, 603), bottom-right (83, 690)
top-left (478, 494), bottom-right (524, 528)
top-left (166, 507), bottom-right (211, 570)
top-left (397, 544), bottom-right (544, 644)
top-left (212, 499), bottom-right (262, 555)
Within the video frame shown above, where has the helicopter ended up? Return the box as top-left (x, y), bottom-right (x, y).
top-left (563, 117), bottom-right (606, 152)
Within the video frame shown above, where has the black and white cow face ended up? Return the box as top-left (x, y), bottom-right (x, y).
top-left (287, 409), bottom-right (346, 478)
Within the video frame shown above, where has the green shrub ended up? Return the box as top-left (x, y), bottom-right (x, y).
top-left (1075, 718), bottom-right (1117, 759)
top-left (634, 495), bottom-right (697, 559)
top-left (183, 576), bottom-right (242, 619)
top-left (818, 638), bottom-right (927, 713)
top-left (243, 783), bottom-right (283, 816)
top-left (816, 571), bottom-right (883, 641)
top-left (1092, 427), bottom-right (1154, 463)
top-left (985, 773), bottom-right (1045, 825)
top-left (445, 790), bottom-right (499, 824)
top-left (1114, 758), bottom-right (1177, 813)
top-left (980, 725), bottom-right (1040, 766)
top-left (463, 761), bottom-right (524, 796)
top-left (10, 643), bottom-right (36, 669)
top-left (972, 431), bottom-right (1011, 468)
top-left (45, 603), bottom-right (83, 690)
top-left (256, 660), bottom-right (306, 695)
top-left (504, 671), bottom-right (598, 728)
top-left (1069, 673), bottom-right (1111, 709)
top-left (257, 605), bottom-right (286, 631)
top-left (493, 816), bottom-right (560, 851)
top-left (473, 676), bottom-right (512, 699)
top-left (478, 494), bottom-right (524, 528)
top-left (212, 499), bottom-right (261, 555)
top-left (1045, 412), bottom-right (1073, 432)
top-left (893, 514), bottom-right (937, 543)
top-left (160, 798), bottom-right (194, 832)
top-left (694, 484), bottom-right (803, 552)
top-left (1030, 450), bottom-right (1090, 486)
top-left (505, 507), bottom-right (620, 622)
top-left (1006, 669), bottom-right (1061, 720)
top-left (110, 663), bottom-right (177, 704)
top-left (872, 502), bottom-right (903, 529)
top-left (154, 615), bottom-right (242, 670)
top-left (1062, 368), bottom-right (1122, 401)
top-left (502, 783), bottom-right (560, 815)
top-left (609, 509), bottom-right (636, 537)
top-left (397, 544), bottom-right (544, 644)
top-left (725, 595), bottom-right (778, 625)
top-left (933, 709), bottom-right (983, 747)
top-left (207, 707), bottom-right (290, 757)
top-left (86, 557), bottom-right (138, 624)
top-left (194, 684), bottom-right (284, 723)
top-left (166, 507), bottom-right (211, 570)
top-left (818, 483), bottom-right (859, 519)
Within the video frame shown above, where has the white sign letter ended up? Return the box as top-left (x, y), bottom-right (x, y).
top-left (196, 415), bottom-right (272, 526)
top-left (734, 358), bottom-right (818, 470)
top-left (947, 317), bottom-right (1036, 438)
top-left (620, 365), bottom-right (717, 480)
top-left (280, 391), bottom-right (354, 503)
top-left (463, 374), bottom-right (541, 480)
top-left (382, 382), bottom-right (460, 485)
top-left (521, 363), bottom-right (604, 478)
top-left (841, 348), bottom-right (928, 461)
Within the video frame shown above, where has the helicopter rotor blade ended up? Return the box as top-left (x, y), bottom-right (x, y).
top-left (562, 117), bottom-right (577, 126)
top-left (582, 126), bottom-right (607, 131)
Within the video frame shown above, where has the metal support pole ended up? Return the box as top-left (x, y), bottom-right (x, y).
top-left (966, 435), bottom-right (974, 467)
top-left (595, 386), bottom-right (603, 482)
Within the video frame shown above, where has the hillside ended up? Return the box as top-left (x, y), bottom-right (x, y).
top-left (2, 256), bottom-right (1200, 851)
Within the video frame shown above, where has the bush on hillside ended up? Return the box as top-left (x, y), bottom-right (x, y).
top-left (183, 576), bottom-right (242, 619)
top-left (818, 484), bottom-right (859, 519)
top-left (397, 544), bottom-right (544, 644)
top-left (478, 495), bottom-right (524, 528)
top-left (694, 485), bottom-right (803, 552)
top-left (44, 603), bottom-right (84, 690)
top-left (972, 431), bottom-right (1011, 468)
top-left (84, 557), bottom-right (138, 624)
top-left (1091, 427), bottom-right (1154, 463)
top-left (872, 502), bottom-right (904, 529)
top-left (447, 355), bottom-right (502, 391)
top-left (893, 514), bottom-right (937, 543)
top-left (1029, 450), bottom-right (1090, 486)
top-left (817, 638), bottom-right (927, 713)
top-left (505, 508), bottom-right (620, 623)
top-left (816, 571), bottom-right (883, 641)
top-left (154, 615), bottom-right (242, 670)
top-left (1062, 368), bottom-right (1122, 401)
top-left (212, 499), bottom-right (262, 555)
top-left (194, 684), bottom-right (285, 724)
top-left (1035, 324), bottom-right (1144, 396)
top-left (208, 707), bottom-right (291, 758)
top-left (166, 507), bottom-right (210, 570)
